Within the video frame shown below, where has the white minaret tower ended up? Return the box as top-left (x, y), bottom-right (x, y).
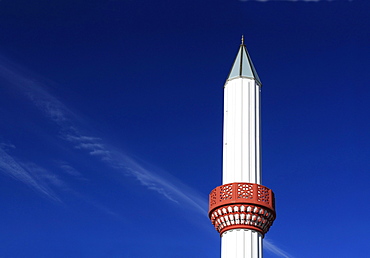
top-left (209, 37), bottom-right (276, 258)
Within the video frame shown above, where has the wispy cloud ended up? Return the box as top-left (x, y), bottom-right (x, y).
top-left (265, 239), bottom-right (293, 258)
top-left (0, 142), bottom-right (16, 150)
top-left (0, 147), bottom-right (61, 202)
top-left (0, 144), bottom-right (122, 218)
top-left (59, 162), bottom-right (83, 177)
top-left (64, 130), bottom-right (209, 215)
top-left (0, 56), bottom-right (208, 215)
top-left (114, 153), bottom-right (209, 214)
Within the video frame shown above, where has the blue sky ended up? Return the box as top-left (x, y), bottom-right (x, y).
top-left (0, 0), bottom-right (369, 257)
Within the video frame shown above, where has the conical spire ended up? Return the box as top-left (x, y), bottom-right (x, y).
top-left (227, 36), bottom-right (262, 85)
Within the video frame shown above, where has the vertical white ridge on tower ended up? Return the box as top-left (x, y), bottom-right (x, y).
top-left (208, 37), bottom-right (276, 258)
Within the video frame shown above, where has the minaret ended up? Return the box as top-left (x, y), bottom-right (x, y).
top-left (209, 36), bottom-right (276, 258)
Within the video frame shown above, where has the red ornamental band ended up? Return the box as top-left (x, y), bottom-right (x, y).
top-left (208, 182), bottom-right (276, 236)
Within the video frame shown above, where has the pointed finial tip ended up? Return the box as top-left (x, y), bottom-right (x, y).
top-left (241, 35), bottom-right (244, 45)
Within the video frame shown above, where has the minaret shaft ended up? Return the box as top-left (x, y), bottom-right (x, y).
top-left (223, 78), bottom-right (261, 185)
top-left (221, 76), bottom-right (263, 258)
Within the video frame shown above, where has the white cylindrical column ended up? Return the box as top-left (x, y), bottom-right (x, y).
top-left (221, 230), bottom-right (263, 258)
top-left (221, 77), bottom-right (263, 258)
top-left (222, 77), bottom-right (261, 185)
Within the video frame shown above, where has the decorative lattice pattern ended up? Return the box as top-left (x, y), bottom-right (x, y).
top-left (237, 183), bottom-right (253, 199)
top-left (220, 184), bottom-right (233, 200)
top-left (209, 182), bottom-right (274, 212)
top-left (257, 185), bottom-right (270, 204)
top-left (210, 188), bottom-right (217, 207)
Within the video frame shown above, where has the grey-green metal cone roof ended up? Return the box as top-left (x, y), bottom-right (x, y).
top-left (227, 38), bottom-right (262, 85)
